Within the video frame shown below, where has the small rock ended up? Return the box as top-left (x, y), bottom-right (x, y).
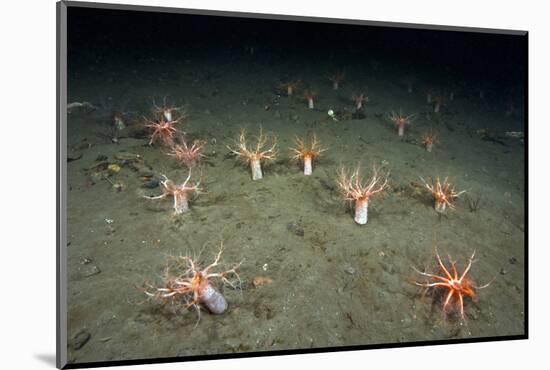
top-left (509, 257), bottom-right (518, 265)
top-left (79, 256), bottom-right (93, 265)
top-left (106, 225), bottom-right (116, 235)
top-left (69, 330), bottom-right (91, 350)
top-left (286, 221), bottom-right (304, 237)
top-left (67, 153), bottom-right (83, 163)
top-left (500, 267), bottom-right (507, 275)
top-left (142, 178), bottom-right (159, 189)
top-left (78, 263), bottom-right (101, 278)
top-left (345, 266), bottom-right (356, 275)
top-left (379, 261), bottom-right (395, 274)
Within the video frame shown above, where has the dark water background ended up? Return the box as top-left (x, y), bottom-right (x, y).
top-left (65, 6), bottom-right (526, 364)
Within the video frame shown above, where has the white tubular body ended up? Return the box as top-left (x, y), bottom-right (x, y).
top-left (174, 193), bottom-right (189, 214)
top-left (303, 156), bottom-right (313, 176)
top-left (308, 99), bottom-right (314, 109)
top-left (164, 110), bottom-right (172, 122)
top-left (250, 159), bottom-right (263, 180)
top-left (426, 143), bottom-right (433, 152)
top-left (200, 284), bottom-right (228, 314)
top-left (435, 200), bottom-right (446, 213)
top-left (354, 199), bottom-right (369, 225)
top-left (114, 117), bottom-right (125, 130)
top-left (434, 103), bottom-right (441, 113)
top-left (398, 125), bottom-right (405, 137)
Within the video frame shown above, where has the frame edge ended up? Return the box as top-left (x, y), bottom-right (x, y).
top-left (57, 1), bottom-right (68, 368)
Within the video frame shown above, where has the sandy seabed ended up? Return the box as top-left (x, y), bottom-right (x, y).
top-left (65, 55), bottom-right (525, 364)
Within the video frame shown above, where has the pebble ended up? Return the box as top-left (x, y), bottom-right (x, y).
top-left (69, 330), bottom-right (91, 350)
top-left (500, 267), bottom-right (507, 275)
top-left (379, 261), bottom-right (395, 274)
top-left (286, 221), bottom-right (304, 237)
top-left (345, 266), bottom-right (356, 275)
top-left (78, 263), bottom-right (101, 278)
top-left (142, 178), bottom-right (160, 189)
top-left (79, 256), bottom-right (93, 265)
top-left (67, 153), bottom-right (83, 163)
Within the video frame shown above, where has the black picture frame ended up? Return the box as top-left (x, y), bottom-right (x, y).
top-left (57, 1), bottom-right (528, 368)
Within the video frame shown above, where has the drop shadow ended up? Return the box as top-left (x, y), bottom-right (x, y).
top-left (34, 353), bottom-right (56, 367)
